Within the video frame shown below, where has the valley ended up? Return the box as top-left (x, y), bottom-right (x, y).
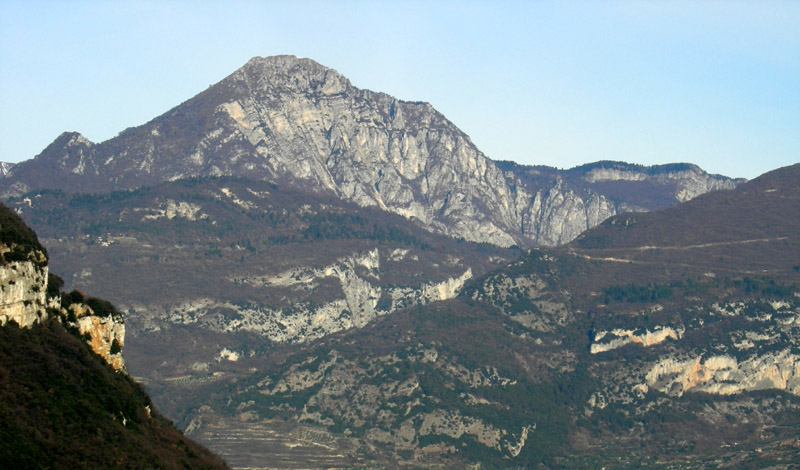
top-left (1, 55), bottom-right (797, 469)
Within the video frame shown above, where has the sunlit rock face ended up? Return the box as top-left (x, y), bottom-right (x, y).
top-left (69, 302), bottom-right (126, 371)
top-left (0, 257), bottom-right (126, 372)
top-left (642, 350), bottom-right (800, 397)
top-left (137, 247), bottom-right (474, 344)
top-left (590, 325), bottom-right (684, 354)
top-left (0, 260), bottom-right (49, 328)
top-left (1, 207), bottom-right (125, 371)
top-left (0, 162), bottom-right (14, 177)
top-left (582, 165), bottom-right (737, 203)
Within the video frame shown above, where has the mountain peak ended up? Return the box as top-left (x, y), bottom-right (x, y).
top-left (232, 54), bottom-right (351, 96)
top-left (2, 56), bottom-right (740, 247)
top-left (36, 132), bottom-right (94, 159)
top-left (243, 54), bottom-right (309, 68)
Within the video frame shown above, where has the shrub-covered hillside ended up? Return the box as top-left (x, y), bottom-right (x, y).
top-left (0, 202), bottom-right (228, 469)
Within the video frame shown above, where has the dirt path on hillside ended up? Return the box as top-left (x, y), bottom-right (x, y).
top-left (565, 236), bottom-right (792, 274)
top-left (583, 237), bottom-right (790, 253)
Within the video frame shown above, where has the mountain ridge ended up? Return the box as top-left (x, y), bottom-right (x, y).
top-left (1, 55), bottom-right (740, 247)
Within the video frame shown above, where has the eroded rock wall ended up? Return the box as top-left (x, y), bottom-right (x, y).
top-left (145, 248), bottom-right (473, 343)
top-left (0, 260), bottom-right (49, 327)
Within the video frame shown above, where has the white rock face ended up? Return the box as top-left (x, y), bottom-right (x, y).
top-left (643, 350), bottom-right (800, 397)
top-left (157, 248), bottom-right (473, 343)
top-left (590, 325), bottom-right (684, 354)
top-left (584, 168), bottom-right (648, 183)
top-left (582, 165), bottom-right (737, 202)
top-left (217, 348), bottom-right (239, 362)
top-left (518, 183), bottom-right (619, 246)
top-left (0, 162), bottom-right (14, 177)
top-left (0, 260), bottom-right (49, 327)
top-left (140, 199), bottom-right (207, 221)
top-left (74, 304), bottom-right (126, 371)
top-left (586, 297), bottom-right (800, 405)
top-left (203, 58), bottom-right (528, 246)
top-left (219, 187), bottom-right (257, 210)
top-left (0, 241), bottom-right (125, 371)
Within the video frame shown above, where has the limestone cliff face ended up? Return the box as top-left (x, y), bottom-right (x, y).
top-left (0, 203), bottom-right (51, 327)
top-left (0, 162), bottom-right (14, 177)
top-left (582, 164), bottom-right (737, 202)
top-left (519, 185), bottom-right (618, 247)
top-left (0, 260), bottom-right (126, 371)
top-left (642, 349), bottom-right (800, 397)
top-left (590, 325), bottom-right (684, 354)
top-left (143, 248), bottom-right (473, 343)
top-left (2, 56), bottom-right (740, 247)
top-left (68, 302), bottom-right (126, 371)
top-left (583, 296), bottom-right (800, 409)
top-left (0, 259), bottom-right (50, 327)
top-left (0, 205), bottom-right (125, 371)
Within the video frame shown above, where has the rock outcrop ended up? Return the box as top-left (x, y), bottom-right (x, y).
top-left (642, 349), bottom-right (800, 397)
top-left (144, 248), bottom-right (473, 344)
top-left (66, 301), bottom-right (126, 371)
top-left (581, 163), bottom-right (736, 203)
top-left (0, 162), bottom-right (14, 177)
top-left (0, 258), bottom-right (50, 327)
top-left (590, 325), bottom-right (684, 354)
top-left (0, 203), bottom-right (51, 327)
top-left (252, 343), bottom-right (533, 462)
top-left (0, 203), bottom-right (125, 371)
top-left (1, 56), bottom-right (740, 247)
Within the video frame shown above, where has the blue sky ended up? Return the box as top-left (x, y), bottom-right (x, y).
top-left (1, 1), bottom-right (797, 179)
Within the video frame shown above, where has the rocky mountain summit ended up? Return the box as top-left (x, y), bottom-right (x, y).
top-left (0, 55), bottom-right (739, 247)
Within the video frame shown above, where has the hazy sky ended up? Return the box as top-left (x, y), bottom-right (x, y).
top-left (1, 1), bottom-right (798, 179)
